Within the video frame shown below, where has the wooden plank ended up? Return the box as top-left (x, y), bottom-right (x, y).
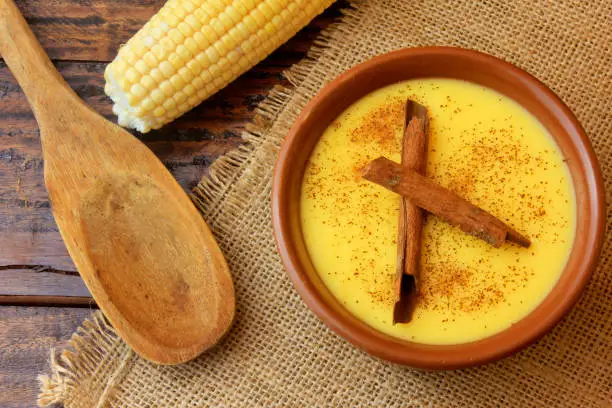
top-left (0, 233), bottom-right (76, 271)
top-left (0, 306), bottom-right (93, 408)
top-left (0, 269), bottom-right (91, 297)
top-left (9, 0), bottom-right (339, 62)
top-left (13, 0), bottom-right (164, 61)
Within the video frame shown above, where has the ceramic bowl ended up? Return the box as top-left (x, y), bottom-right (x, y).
top-left (271, 47), bottom-right (605, 369)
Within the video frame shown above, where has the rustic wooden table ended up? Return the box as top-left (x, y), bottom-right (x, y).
top-left (0, 1), bottom-right (342, 406)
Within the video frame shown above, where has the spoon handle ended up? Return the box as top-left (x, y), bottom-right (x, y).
top-left (0, 0), bottom-right (77, 125)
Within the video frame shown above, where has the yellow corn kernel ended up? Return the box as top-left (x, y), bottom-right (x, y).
top-left (196, 88), bottom-right (208, 100)
top-left (116, 76), bottom-right (130, 91)
top-left (173, 91), bottom-right (187, 104)
top-left (203, 83), bottom-right (216, 95)
top-left (162, 98), bottom-right (176, 111)
top-left (212, 76), bottom-right (225, 88)
top-left (133, 106), bottom-right (145, 117)
top-left (219, 11), bottom-right (235, 29)
top-left (166, 108), bottom-right (179, 119)
top-left (134, 60), bottom-right (149, 75)
top-left (177, 22), bottom-right (193, 38)
top-left (184, 15), bottom-right (202, 31)
top-left (168, 28), bottom-right (185, 45)
top-left (221, 70), bottom-right (232, 82)
top-left (112, 59), bottom-right (128, 75)
top-left (199, 69), bottom-right (213, 85)
top-left (192, 32), bottom-right (210, 49)
top-left (130, 84), bottom-right (148, 101)
top-left (168, 53), bottom-right (184, 70)
top-left (214, 39), bottom-right (230, 56)
top-left (227, 50), bottom-right (240, 64)
top-left (141, 97), bottom-right (156, 112)
top-left (159, 61), bottom-right (175, 78)
top-left (124, 67), bottom-right (140, 84)
top-left (173, 5), bottom-right (187, 20)
top-left (208, 63), bottom-right (221, 78)
top-left (264, 21), bottom-right (275, 35)
top-left (192, 76), bottom-right (205, 90)
top-left (160, 80), bottom-right (174, 97)
top-left (153, 107), bottom-right (166, 117)
top-left (258, 3), bottom-right (275, 20)
top-left (194, 8), bottom-right (212, 25)
top-left (242, 0), bottom-right (257, 8)
top-left (150, 89), bottom-right (165, 104)
top-left (142, 53), bottom-right (158, 69)
top-left (149, 68), bottom-right (164, 83)
top-left (201, 25), bottom-right (218, 43)
top-left (121, 49), bottom-right (138, 65)
top-left (178, 67), bottom-right (195, 83)
top-left (187, 95), bottom-right (199, 105)
top-left (184, 84), bottom-right (196, 96)
top-left (252, 8), bottom-right (268, 26)
top-left (150, 27), bottom-right (164, 40)
top-left (183, 1), bottom-right (196, 13)
top-left (141, 76), bottom-right (156, 90)
top-left (185, 57), bottom-right (200, 73)
top-left (165, 13), bottom-right (180, 27)
top-left (150, 45), bottom-right (166, 61)
top-left (205, 47), bottom-right (220, 64)
top-left (225, 7), bottom-right (241, 24)
top-left (233, 3), bottom-right (249, 17)
top-left (195, 52), bottom-right (211, 68)
top-left (208, 0), bottom-right (226, 13)
top-left (169, 74), bottom-right (186, 90)
top-left (131, 41), bottom-right (149, 57)
top-left (243, 14), bottom-right (258, 32)
top-left (221, 33), bottom-right (235, 49)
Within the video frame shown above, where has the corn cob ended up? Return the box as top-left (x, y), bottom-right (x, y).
top-left (104, 0), bottom-right (333, 133)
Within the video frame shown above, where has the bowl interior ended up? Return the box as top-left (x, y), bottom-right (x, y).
top-left (272, 48), bottom-right (605, 369)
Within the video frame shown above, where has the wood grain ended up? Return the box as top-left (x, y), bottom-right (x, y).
top-left (11, 0), bottom-right (164, 61)
top-left (0, 268), bottom-right (91, 297)
top-left (0, 0), bottom-right (343, 307)
top-left (0, 233), bottom-right (76, 270)
top-left (0, 306), bottom-right (93, 408)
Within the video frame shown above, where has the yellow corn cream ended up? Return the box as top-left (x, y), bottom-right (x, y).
top-left (300, 79), bottom-right (575, 344)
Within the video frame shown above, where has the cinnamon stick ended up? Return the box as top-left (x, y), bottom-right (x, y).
top-left (362, 157), bottom-right (531, 248)
top-left (393, 101), bottom-right (428, 324)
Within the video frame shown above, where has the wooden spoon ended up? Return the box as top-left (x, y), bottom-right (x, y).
top-left (0, 0), bottom-right (235, 364)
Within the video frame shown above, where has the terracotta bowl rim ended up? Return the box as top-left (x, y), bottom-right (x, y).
top-left (271, 47), bottom-right (606, 369)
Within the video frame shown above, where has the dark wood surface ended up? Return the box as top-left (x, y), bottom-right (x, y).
top-left (0, 1), bottom-right (343, 406)
top-left (0, 306), bottom-right (93, 408)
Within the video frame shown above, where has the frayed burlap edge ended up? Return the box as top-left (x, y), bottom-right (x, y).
top-left (37, 313), bottom-right (132, 407)
top-left (36, 7), bottom-right (356, 405)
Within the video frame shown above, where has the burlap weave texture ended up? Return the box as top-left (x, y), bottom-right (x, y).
top-left (39, 1), bottom-right (611, 407)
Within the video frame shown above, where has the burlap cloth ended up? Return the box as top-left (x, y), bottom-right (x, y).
top-left (38, 1), bottom-right (611, 407)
